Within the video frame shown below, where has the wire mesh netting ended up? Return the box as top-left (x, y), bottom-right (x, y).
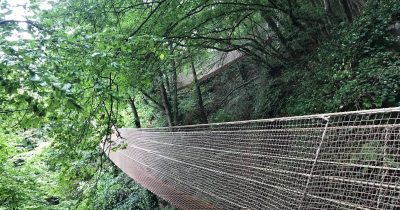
top-left (104, 108), bottom-right (400, 210)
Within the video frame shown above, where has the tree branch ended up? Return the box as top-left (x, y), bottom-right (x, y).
top-left (127, 0), bottom-right (166, 39)
top-left (0, 19), bottom-right (45, 31)
top-left (139, 90), bottom-right (164, 111)
top-left (0, 108), bottom-right (29, 114)
top-left (219, 76), bottom-right (258, 105)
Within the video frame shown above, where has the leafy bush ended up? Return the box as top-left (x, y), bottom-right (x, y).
top-left (254, 0), bottom-right (400, 117)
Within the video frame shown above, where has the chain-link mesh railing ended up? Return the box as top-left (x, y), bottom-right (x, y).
top-left (103, 108), bottom-right (400, 210)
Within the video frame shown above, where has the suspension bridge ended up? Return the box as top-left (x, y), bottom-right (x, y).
top-left (103, 108), bottom-right (400, 210)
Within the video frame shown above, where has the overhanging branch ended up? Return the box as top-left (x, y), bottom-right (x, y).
top-left (0, 19), bottom-right (45, 31)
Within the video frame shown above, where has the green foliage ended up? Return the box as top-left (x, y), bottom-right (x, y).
top-left (0, 131), bottom-right (59, 209)
top-left (212, 109), bottom-right (235, 123)
top-left (254, 0), bottom-right (400, 117)
top-left (86, 170), bottom-right (148, 210)
top-left (1, 0), bottom-right (399, 209)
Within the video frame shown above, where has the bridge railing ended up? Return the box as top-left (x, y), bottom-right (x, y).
top-left (104, 107), bottom-right (400, 210)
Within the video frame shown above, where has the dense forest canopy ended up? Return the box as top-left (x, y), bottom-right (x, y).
top-left (1, 0), bottom-right (399, 209)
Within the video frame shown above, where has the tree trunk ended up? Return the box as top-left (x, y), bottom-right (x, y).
top-left (323, 0), bottom-right (333, 15)
top-left (170, 44), bottom-right (179, 125)
top-left (340, 0), bottom-right (354, 23)
top-left (261, 11), bottom-right (289, 51)
top-left (190, 60), bottom-right (208, 124)
top-left (164, 73), bottom-right (171, 95)
top-left (159, 74), bottom-right (174, 127)
top-left (128, 96), bottom-right (141, 128)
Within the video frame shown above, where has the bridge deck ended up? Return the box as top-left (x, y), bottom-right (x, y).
top-left (107, 148), bottom-right (218, 210)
